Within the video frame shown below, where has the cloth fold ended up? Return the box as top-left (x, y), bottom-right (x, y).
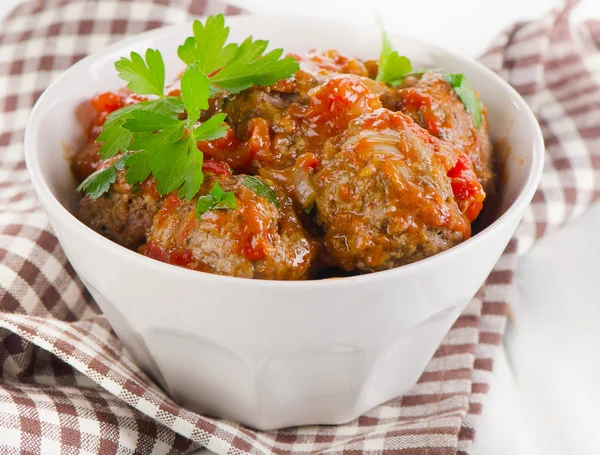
top-left (1, 1), bottom-right (598, 454)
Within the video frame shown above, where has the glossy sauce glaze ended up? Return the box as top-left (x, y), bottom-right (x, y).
top-left (72, 49), bottom-right (493, 280)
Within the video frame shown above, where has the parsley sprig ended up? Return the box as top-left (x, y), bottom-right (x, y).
top-left (78, 15), bottom-right (298, 218)
top-left (89, 53), bottom-right (224, 202)
top-left (178, 14), bottom-right (240, 74)
top-left (178, 15), bottom-right (300, 94)
top-left (376, 31), bottom-right (412, 87)
top-left (115, 49), bottom-right (165, 97)
top-left (376, 32), bottom-right (483, 128)
top-left (76, 152), bottom-right (131, 199)
top-left (196, 181), bottom-right (237, 216)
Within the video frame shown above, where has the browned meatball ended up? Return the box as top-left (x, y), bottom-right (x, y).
top-left (217, 89), bottom-right (303, 171)
top-left (220, 55), bottom-right (325, 134)
top-left (71, 141), bottom-right (102, 183)
top-left (143, 175), bottom-right (316, 280)
top-left (381, 72), bottom-right (494, 190)
top-left (314, 108), bottom-right (471, 272)
top-left (78, 161), bottom-right (160, 250)
top-left (225, 49), bottom-right (370, 122)
top-left (220, 51), bottom-right (375, 170)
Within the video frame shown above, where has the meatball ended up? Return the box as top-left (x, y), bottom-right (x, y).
top-left (143, 175), bottom-right (316, 280)
top-left (218, 77), bottom-right (315, 171)
top-left (381, 72), bottom-right (494, 190)
top-left (221, 59), bottom-right (379, 170)
top-left (71, 140), bottom-right (101, 183)
top-left (314, 108), bottom-right (471, 272)
top-left (221, 56), bottom-right (324, 134)
top-left (78, 160), bottom-right (160, 250)
top-left (224, 48), bottom-right (365, 115)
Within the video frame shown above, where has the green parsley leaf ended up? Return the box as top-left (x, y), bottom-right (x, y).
top-left (444, 73), bottom-right (463, 87)
top-left (150, 139), bottom-right (190, 195)
top-left (217, 191), bottom-right (237, 209)
top-left (96, 122), bottom-right (133, 160)
top-left (179, 146), bottom-right (204, 201)
top-left (77, 166), bottom-right (117, 200)
top-left (144, 97), bottom-right (185, 118)
top-left (195, 181), bottom-right (237, 216)
top-left (174, 75), bottom-right (228, 199)
top-left (97, 98), bottom-right (184, 159)
top-left (115, 49), bottom-right (165, 97)
top-left (102, 99), bottom-right (182, 131)
top-left (127, 122), bottom-right (185, 152)
top-left (113, 152), bottom-right (130, 171)
top-left (122, 110), bottom-right (180, 132)
top-left (376, 31), bottom-right (412, 87)
top-left (209, 39), bottom-right (300, 93)
top-left (209, 180), bottom-right (224, 199)
top-left (181, 63), bottom-right (210, 126)
top-left (194, 113), bottom-right (229, 141)
top-left (124, 123), bottom-right (185, 186)
top-left (178, 14), bottom-right (239, 74)
top-left (76, 152), bottom-right (131, 199)
top-left (195, 194), bottom-right (216, 215)
top-left (241, 175), bottom-right (280, 208)
top-left (101, 102), bottom-right (148, 129)
top-left (96, 103), bottom-right (147, 159)
top-left (444, 73), bottom-right (483, 128)
top-left (124, 148), bottom-right (156, 185)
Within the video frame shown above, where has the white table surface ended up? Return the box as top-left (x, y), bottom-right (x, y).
top-left (3, 0), bottom-right (600, 454)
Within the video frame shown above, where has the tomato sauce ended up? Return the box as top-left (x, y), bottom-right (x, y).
top-left (197, 118), bottom-right (272, 172)
top-left (301, 74), bottom-right (382, 145)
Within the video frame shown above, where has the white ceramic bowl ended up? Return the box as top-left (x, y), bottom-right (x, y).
top-left (24, 16), bottom-right (544, 430)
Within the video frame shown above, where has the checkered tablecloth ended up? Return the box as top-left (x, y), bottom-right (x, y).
top-left (1, 0), bottom-right (598, 453)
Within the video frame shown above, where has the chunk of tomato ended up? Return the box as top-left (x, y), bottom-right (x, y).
top-left (91, 92), bottom-right (122, 114)
top-left (447, 154), bottom-right (485, 222)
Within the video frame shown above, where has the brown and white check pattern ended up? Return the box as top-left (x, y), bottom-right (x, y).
top-left (0, 0), bottom-right (597, 453)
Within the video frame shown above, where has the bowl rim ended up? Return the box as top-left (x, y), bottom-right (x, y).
top-left (24, 15), bottom-right (545, 290)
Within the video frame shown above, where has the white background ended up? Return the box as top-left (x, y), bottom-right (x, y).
top-left (2, 0), bottom-right (600, 454)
